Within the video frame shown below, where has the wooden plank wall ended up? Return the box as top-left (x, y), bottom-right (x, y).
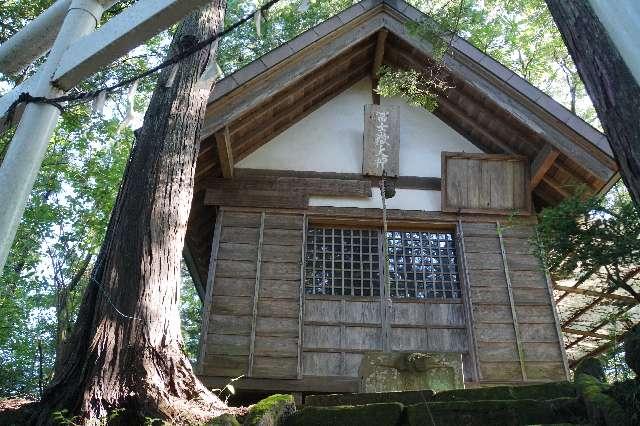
top-left (302, 297), bottom-right (468, 378)
top-left (200, 210), bottom-right (304, 379)
top-left (460, 222), bottom-right (567, 383)
top-left (200, 210), bottom-right (566, 386)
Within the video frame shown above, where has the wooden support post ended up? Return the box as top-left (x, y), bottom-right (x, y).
top-left (248, 212), bottom-right (265, 377)
top-left (531, 145), bottom-right (559, 188)
top-left (371, 29), bottom-right (388, 105)
top-left (297, 214), bottom-right (307, 379)
top-left (542, 266), bottom-right (571, 381)
top-left (195, 207), bottom-right (224, 374)
top-left (216, 126), bottom-right (234, 179)
top-left (497, 221), bottom-right (527, 381)
top-left (457, 219), bottom-right (481, 383)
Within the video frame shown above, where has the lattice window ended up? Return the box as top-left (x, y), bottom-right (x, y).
top-left (304, 226), bottom-right (461, 299)
top-left (387, 231), bottom-right (461, 299)
top-left (304, 227), bottom-right (380, 296)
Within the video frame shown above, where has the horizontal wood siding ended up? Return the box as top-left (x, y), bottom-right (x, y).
top-left (201, 212), bottom-right (260, 379)
top-left (200, 207), bottom-right (564, 389)
top-left (461, 222), bottom-right (566, 383)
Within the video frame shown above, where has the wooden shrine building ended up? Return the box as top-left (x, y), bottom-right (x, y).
top-left (184, 0), bottom-right (619, 395)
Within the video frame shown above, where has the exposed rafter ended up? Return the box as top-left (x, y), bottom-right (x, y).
top-left (215, 126), bottom-right (234, 179)
top-left (554, 284), bottom-right (637, 305)
top-left (569, 322), bottom-right (639, 367)
top-left (371, 29), bottom-right (388, 105)
top-left (562, 327), bottom-right (612, 340)
top-left (531, 145), bottom-right (560, 188)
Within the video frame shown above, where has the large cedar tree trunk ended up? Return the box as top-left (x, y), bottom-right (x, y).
top-left (545, 1), bottom-right (640, 206)
top-left (36, 2), bottom-right (226, 423)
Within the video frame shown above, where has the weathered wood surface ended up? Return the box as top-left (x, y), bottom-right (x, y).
top-left (442, 152), bottom-right (531, 214)
top-left (363, 104), bottom-right (401, 177)
top-left (460, 221), bottom-right (567, 383)
top-left (215, 127), bottom-right (234, 179)
top-left (200, 211), bottom-right (304, 380)
top-left (200, 211), bottom-right (566, 387)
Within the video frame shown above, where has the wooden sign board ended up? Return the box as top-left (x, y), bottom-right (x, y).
top-left (362, 104), bottom-right (400, 177)
top-left (441, 152), bottom-right (531, 214)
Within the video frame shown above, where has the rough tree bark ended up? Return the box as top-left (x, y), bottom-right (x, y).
top-left (545, 0), bottom-right (640, 207)
top-left (35, 2), bottom-right (227, 424)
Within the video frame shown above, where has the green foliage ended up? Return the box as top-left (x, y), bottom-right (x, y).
top-left (244, 394), bottom-right (296, 426)
top-left (180, 263), bottom-right (202, 363)
top-left (376, 66), bottom-right (444, 111)
top-left (535, 183), bottom-right (640, 300)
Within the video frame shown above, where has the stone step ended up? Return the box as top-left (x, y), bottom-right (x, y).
top-left (305, 390), bottom-right (436, 407)
top-left (305, 381), bottom-right (577, 407)
top-left (285, 398), bottom-right (587, 426)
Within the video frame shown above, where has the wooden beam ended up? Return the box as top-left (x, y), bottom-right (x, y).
top-left (555, 284), bottom-right (637, 305)
top-left (372, 30), bottom-right (388, 78)
top-left (199, 374), bottom-right (359, 393)
top-left (565, 303), bottom-right (636, 350)
top-left (436, 98), bottom-right (516, 155)
top-left (371, 29), bottom-right (388, 105)
top-left (215, 127), bottom-right (233, 179)
top-left (531, 145), bottom-right (559, 188)
top-left (569, 322), bottom-right (639, 367)
top-left (204, 188), bottom-right (309, 209)
top-left (541, 176), bottom-right (570, 198)
top-left (562, 327), bottom-right (612, 340)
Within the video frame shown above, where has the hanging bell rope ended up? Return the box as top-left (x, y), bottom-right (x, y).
top-left (379, 176), bottom-right (392, 304)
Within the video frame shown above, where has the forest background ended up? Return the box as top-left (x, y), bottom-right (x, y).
top-left (0, 0), bottom-right (626, 397)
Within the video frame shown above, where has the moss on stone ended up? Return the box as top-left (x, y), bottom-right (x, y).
top-left (284, 402), bottom-right (404, 426)
top-left (432, 381), bottom-right (576, 402)
top-left (575, 357), bottom-right (606, 382)
top-left (209, 413), bottom-right (241, 426)
top-left (575, 373), bottom-right (629, 426)
top-left (244, 394), bottom-right (296, 426)
top-left (404, 398), bottom-right (587, 426)
top-left (606, 379), bottom-right (640, 425)
top-left (305, 390), bottom-right (435, 407)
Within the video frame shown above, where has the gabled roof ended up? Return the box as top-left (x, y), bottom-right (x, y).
top-left (185, 0), bottom-right (619, 306)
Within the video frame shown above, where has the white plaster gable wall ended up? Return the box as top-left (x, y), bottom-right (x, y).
top-left (236, 79), bottom-right (371, 173)
top-left (380, 92), bottom-right (481, 176)
top-left (309, 189), bottom-right (442, 211)
top-left (236, 77), bottom-right (482, 211)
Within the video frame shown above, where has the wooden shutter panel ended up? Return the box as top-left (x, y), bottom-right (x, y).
top-left (441, 152), bottom-right (531, 214)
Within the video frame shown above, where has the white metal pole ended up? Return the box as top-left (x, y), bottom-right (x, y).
top-left (0, 0), bottom-right (71, 75)
top-left (0, 0), bottom-right (105, 273)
